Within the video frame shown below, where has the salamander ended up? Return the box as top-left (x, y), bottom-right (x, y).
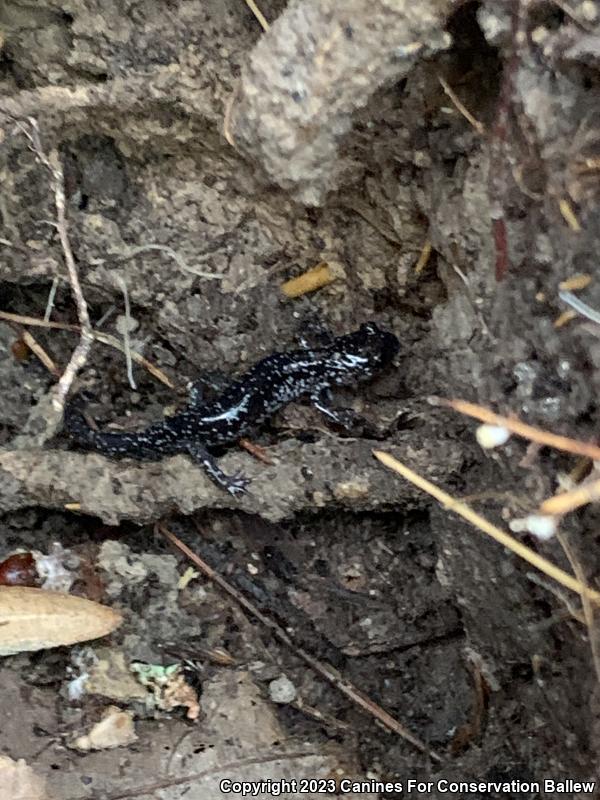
top-left (64, 321), bottom-right (400, 496)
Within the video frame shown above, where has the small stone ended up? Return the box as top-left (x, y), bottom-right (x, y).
top-left (73, 706), bottom-right (137, 751)
top-left (333, 480), bottom-right (370, 500)
top-left (476, 424), bottom-right (511, 449)
top-left (268, 675), bottom-right (296, 704)
top-left (581, 1), bottom-right (598, 22)
top-left (115, 315), bottom-right (139, 335)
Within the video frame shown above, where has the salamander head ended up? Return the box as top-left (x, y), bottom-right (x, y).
top-left (355, 322), bottom-right (399, 367)
top-left (327, 322), bottom-right (399, 381)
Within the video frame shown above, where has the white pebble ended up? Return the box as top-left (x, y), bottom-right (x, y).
top-left (115, 314), bottom-right (139, 334)
top-left (509, 514), bottom-right (557, 541)
top-left (476, 424), bottom-right (511, 449)
top-left (268, 675), bottom-right (297, 704)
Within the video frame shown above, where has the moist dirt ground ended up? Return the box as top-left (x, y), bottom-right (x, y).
top-left (1, 1), bottom-right (600, 799)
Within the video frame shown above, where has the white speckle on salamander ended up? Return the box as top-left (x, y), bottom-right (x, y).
top-left (200, 395), bottom-right (251, 423)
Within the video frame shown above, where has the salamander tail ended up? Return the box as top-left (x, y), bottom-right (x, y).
top-left (63, 395), bottom-right (145, 457)
top-left (63, 395), bottom-right (100, 447)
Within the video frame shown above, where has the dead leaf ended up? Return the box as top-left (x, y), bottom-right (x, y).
top-left (0, 755), bottom-right (48, 800)
top-left (0, 586), bottom-right (122, 656)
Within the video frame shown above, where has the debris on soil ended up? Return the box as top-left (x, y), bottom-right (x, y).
top-left (0, 755), bottom-right (48, 800)
top-left (68, 647), bottom-right (148, 705)
top-left (131, 661), bottom-right (201, 720)
top-left (280, 262), bottom-right (336, 297)
top-left (71, 705), bottom-right (137, 752)
top-left (0, 543), bottom-right (79, 588)
top-left (36, 542), bottom-right (80, 591)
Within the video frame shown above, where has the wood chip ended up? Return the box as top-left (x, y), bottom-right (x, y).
top-left (280, 262), bottom-right (335, 298)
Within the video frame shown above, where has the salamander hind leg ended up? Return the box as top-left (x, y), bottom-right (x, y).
top-left (186, 442), bottom-right (250, 497)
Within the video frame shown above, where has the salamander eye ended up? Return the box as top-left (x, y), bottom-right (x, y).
top-left (360, 322), bottom-right (379, 337)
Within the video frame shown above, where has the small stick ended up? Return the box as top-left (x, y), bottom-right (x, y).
top-left (554, 310), bottom-right (577, 328)
top-left (158, 523), bottom-right (443, 762)
top-left (20, 329), bottom-right (60, 377)
top-left (550, 0), bottom-right (598, 32)
top-left (540, 476), bottom-right (600, 516)
top-left (0, 310), bottom-right (176, 389)
top-left (18, 119), bottom-right (93, 411)
top-left (438, 75), bottom-right (485, 135)
top-left (0, 310), bottom-right (78, 330)
top-left (559, 273), bottom-right (592, 292)
top-left (344, 202), bottom-right (402, 247)
top-left (373, 450), bottom-right (600, 605)
top-left (44, 276), bottom-right (59, 322)
top-left (239, 438), bottom-right (273, 465)
top-left (95, 305), bottom-right (116, 329)
top-left (414, 238), bottom-right (432, 275)
top-left (114, 274), bottom-right (137, 390)
top-left (67, 749), bottom-right (316, 800)
top-left (557, 532), bottom-right (600, 686)
top-left (437, 397), bottom-right (600, 461)
top-left (559, 290), bottom-right (600, 326)
top-left (243, 0), bottom-right (270, 31)
top-left (92, 330), bottom-right (175, 389)
top-left (526, 571), bottom-right (585, 624)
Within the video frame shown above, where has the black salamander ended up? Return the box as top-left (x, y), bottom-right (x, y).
top-left (64, 322), bottom-right (399, 496)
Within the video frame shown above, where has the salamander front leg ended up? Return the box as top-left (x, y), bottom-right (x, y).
top-left (186, 373), bottom-right (232, 408)
top-left (310, 390), bottom-right (371, 435)
top-left (297, 317), bottom-right (335, 349)
top-left (186, 442), bottom-right (250, 497)
top-left (186, 381), bottom-right (204, 406)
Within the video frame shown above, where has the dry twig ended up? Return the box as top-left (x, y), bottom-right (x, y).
top-left (437, 397), bottom-right (600, 461)
top-left (19, 329), bottom-right (60, 377)
top-left (243, 0), bottom-right (270, 32)
top-left (67, 749), bottom-right (316, 800)
top-left (557, 532), bottom-right (600, 686)
top-left (554, 309), bottom-right (577, 328)
top-left (0, 310), bottom-right (176, 389)
top-left (114, 274), bottom-right (137, 390)
top-left (438, 75), bottom-right (485, 135)
top-left (414, 238), bottom-right (432, 275)
top-left (558, 198), bottom-right (582, 232)
top-left (44, 276), bottom-right (59, 322)
top-left (559, 273), bottom-right (592, 292)
top-left (239, 438), bottom-right (274, 465)
top-left (17, 118), bottom-right (93, 411)
top-left (540, 476), bottom-right (600, 516)
top-left (373, 450), bottom-right (600, 605)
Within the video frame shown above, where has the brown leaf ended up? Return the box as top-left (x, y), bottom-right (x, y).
top-left (0, 586), bottom-right (122, 656)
